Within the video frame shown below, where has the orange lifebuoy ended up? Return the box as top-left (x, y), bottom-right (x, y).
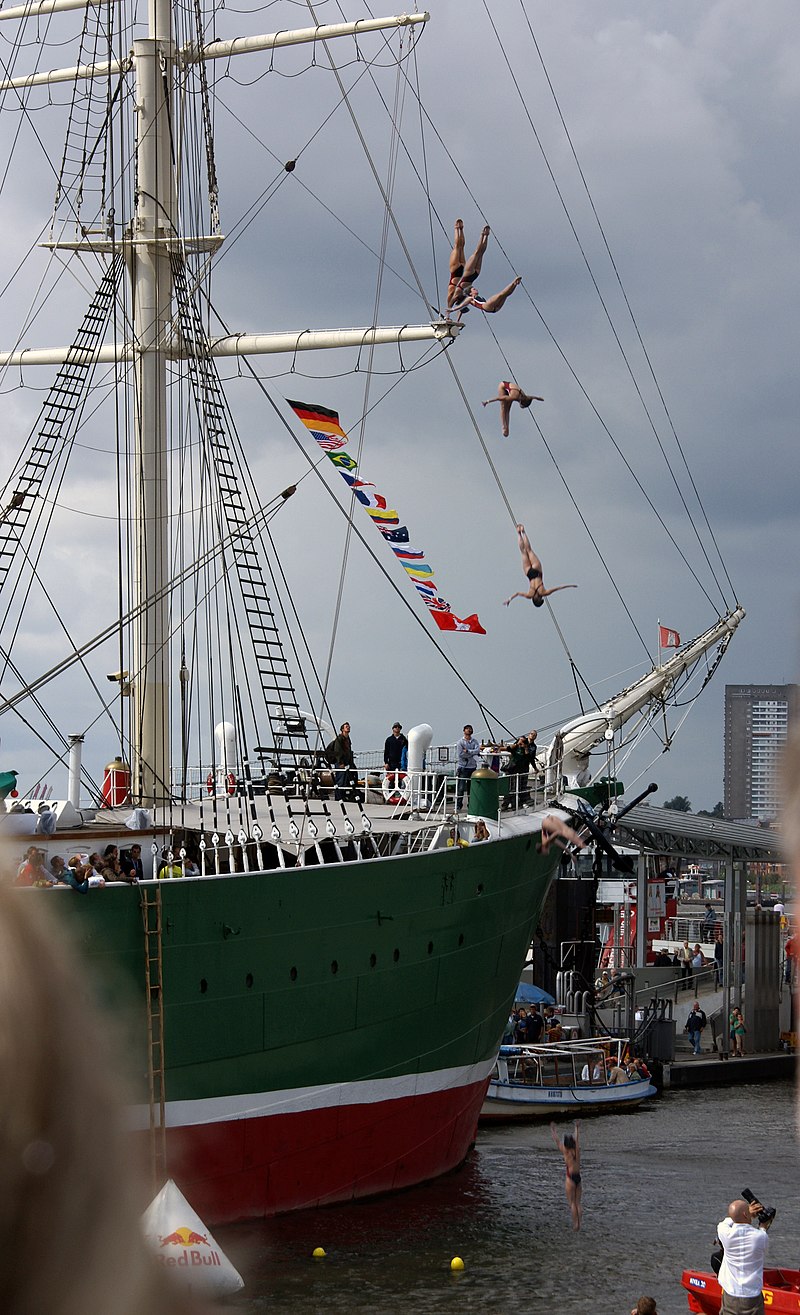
top-left (206, 772), bottom-right (214, 795)
top-left (381, 770), bottom-right (408, 804)
top-left (226, 772), bottom-right (236, 796)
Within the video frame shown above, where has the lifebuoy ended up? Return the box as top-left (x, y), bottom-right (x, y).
top-left (381, 770), bottom-right (408, 804)
top-left (206, 772), bottom-right (214, 795)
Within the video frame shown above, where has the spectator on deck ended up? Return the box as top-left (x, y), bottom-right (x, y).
top-left (383, 722), bottom-right (407, 774)
top-left (121, 844), bottom-right (144, 882)
top-left (702, 902), bottom-right (716, 941)
top-left (472, 819), bottom-right (490, 843)
top-left (456, 724), bottom-right (481, 810)
top-left (327, 721), bottom-right (357, 801)
top-left (505, 735), bottom-right (531, 808)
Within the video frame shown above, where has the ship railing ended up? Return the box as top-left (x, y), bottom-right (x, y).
top-left (664, 914), bottom-right (722, 944)
top-left (497, 1036), bottom-right (629, 1088)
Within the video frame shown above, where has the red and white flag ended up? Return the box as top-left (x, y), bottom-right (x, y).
top-left (659, 625), bottom-right (681, 649)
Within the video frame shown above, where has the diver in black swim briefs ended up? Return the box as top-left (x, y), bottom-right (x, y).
top-left (447, 219), bottom-right (490, 309)
top-left (504, 524), bottom-right (577, 608)
top-left (550, 1121), bottom-right (583, 1231)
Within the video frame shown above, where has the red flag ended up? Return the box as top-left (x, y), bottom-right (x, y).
top-left (431, 610), bottom-right (486, 636)
top-left (659, 625), bottom-right (680, 648)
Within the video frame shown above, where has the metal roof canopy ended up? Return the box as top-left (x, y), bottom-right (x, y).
top-left (614, 804), bottom-right (781, 863)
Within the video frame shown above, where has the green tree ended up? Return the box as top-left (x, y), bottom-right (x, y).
top-left (663, 794), bottom-right (692, 812)
top-left (698, 801), bottom-right (725, 818)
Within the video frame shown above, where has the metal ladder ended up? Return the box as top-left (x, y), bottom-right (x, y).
top-left (140, 883), bottom-right (167, 1190)
top-left (170, 254), bottom-right (312, 765)
top-left (0, 253), bottom-right (124, 602)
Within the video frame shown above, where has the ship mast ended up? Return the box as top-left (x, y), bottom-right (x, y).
top-left (0, 7), bottom-right (437, 808)
top-left (129, 0), bottom-right (175, 805)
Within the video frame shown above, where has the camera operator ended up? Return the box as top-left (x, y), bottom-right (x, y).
top-left (716, 1197), bottom-right (772, 1315)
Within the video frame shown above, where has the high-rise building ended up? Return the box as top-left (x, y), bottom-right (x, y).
top-left (724, 684), bottom-right (797, 821)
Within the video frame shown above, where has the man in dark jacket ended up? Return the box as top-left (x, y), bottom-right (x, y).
top-left (685, 1000), bottom-right (707, 1056)
top-left (328, 722), bottom-right (356, 800)
top-left (383, 722), bottom-right (407, 772)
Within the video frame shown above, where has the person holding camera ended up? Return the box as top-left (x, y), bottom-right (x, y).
top-left (716, 1197), bottom-right (771, 1315)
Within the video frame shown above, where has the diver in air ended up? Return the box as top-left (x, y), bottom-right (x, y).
top-left (482, 381), bottom-right (543, 436)
top-left (452, 276), bottom-right (522, 318)
top-left (446, 219), bottom-right (490, 309)
top-left (503, 524), bottom-right (577, 608)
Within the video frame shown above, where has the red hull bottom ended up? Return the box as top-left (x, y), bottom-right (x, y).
top-left (151, 1076), bottom-right (490, 1225)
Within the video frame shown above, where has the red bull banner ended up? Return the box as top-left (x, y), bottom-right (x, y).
top-left (289, 399), bottom-right (485, 635)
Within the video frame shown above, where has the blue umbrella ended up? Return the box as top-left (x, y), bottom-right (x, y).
top-left (515, 981), bottom-right (555, 1006)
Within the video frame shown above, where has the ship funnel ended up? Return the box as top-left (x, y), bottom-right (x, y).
top-left (407, 724), bottom-right (433, 772)
top-left (214, 721), bottom-right (237, 774)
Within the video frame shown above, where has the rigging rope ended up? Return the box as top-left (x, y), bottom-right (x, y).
top-left (516, 0), bottom-right (737, 606)
top-left (482, 0), bottom-right (732, 611)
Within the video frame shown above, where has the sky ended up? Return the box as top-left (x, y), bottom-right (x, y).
top-left (0, 0), bottom-right (797, 813)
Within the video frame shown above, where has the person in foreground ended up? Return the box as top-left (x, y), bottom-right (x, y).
top-left (716, 1197), bottom-right (770, 1315)
top-left (631, 1299), bottom-right (657, 1315)
top-left (504, 524), bottom-right (577, 608)
top-left (0, 881), bottom-right (212, 1315)
top-left (550, 1120), bottom-right (582, 1230)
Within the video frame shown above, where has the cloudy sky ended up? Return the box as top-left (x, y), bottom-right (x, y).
top-left (0, 0), bottom-right (797, 812)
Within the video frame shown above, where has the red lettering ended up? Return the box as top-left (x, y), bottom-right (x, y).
top-left (191, 1251), bottom-right (203, 1266)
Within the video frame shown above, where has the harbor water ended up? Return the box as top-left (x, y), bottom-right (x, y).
top-left (220, 1081), bottom-right (797, 1315)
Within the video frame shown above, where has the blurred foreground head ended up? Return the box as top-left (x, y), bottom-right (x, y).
top-left (0, 884), bottom-right (198, 1315)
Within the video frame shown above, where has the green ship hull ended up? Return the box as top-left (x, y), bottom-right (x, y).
top-left (49, 827), bottom-right (556, 1222)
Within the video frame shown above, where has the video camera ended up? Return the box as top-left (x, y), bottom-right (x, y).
top-left (741, 1187), bottom-right (777, 1230)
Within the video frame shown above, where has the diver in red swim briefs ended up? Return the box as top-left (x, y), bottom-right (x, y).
top-left (503, 524), bottom-right (577, 608)
top-left (482, 380), bottom-right (543, 436)
top-left (550, 1120), bottom-right (583, 1230)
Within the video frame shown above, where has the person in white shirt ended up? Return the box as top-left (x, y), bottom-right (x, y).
top-left (716, 1198), bottom-right (770, 1315)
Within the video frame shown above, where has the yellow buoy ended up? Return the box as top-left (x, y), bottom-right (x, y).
top-left (312, 1247), bottom-right (326, 1259)
top-left (450, 1256), bottom-right (464, 1272)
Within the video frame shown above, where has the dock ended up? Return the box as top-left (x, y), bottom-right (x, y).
top-left (659, 1050), bottom-right (794, 1088)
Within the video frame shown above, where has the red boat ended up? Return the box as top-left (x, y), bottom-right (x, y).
top-left (682, 1269), bottom-right (800, 1314)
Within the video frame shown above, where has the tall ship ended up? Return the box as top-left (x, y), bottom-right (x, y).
top-left (0, 2), bottom-right (743, 1223)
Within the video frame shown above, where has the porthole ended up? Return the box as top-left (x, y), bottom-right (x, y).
top-left (393, 948), bottom-right (400, 963)
top-left (331, 960), bottom-right (339, 975)
top-left (200, 978), bottom-right (208, 994)
top-left (370, 953), bottom-right (377, 968)
top-left (427, 941), bottom-right (434, 956)
top-left (245, 973), bottom-right (254, 989)
top-left (458, 933), bottom-right (465, 947)
top-left (290, 966), bottom-right (298, 982)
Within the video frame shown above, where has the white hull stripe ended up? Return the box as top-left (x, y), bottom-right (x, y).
top-left (129, 1057), bottom-right (495, 1131)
